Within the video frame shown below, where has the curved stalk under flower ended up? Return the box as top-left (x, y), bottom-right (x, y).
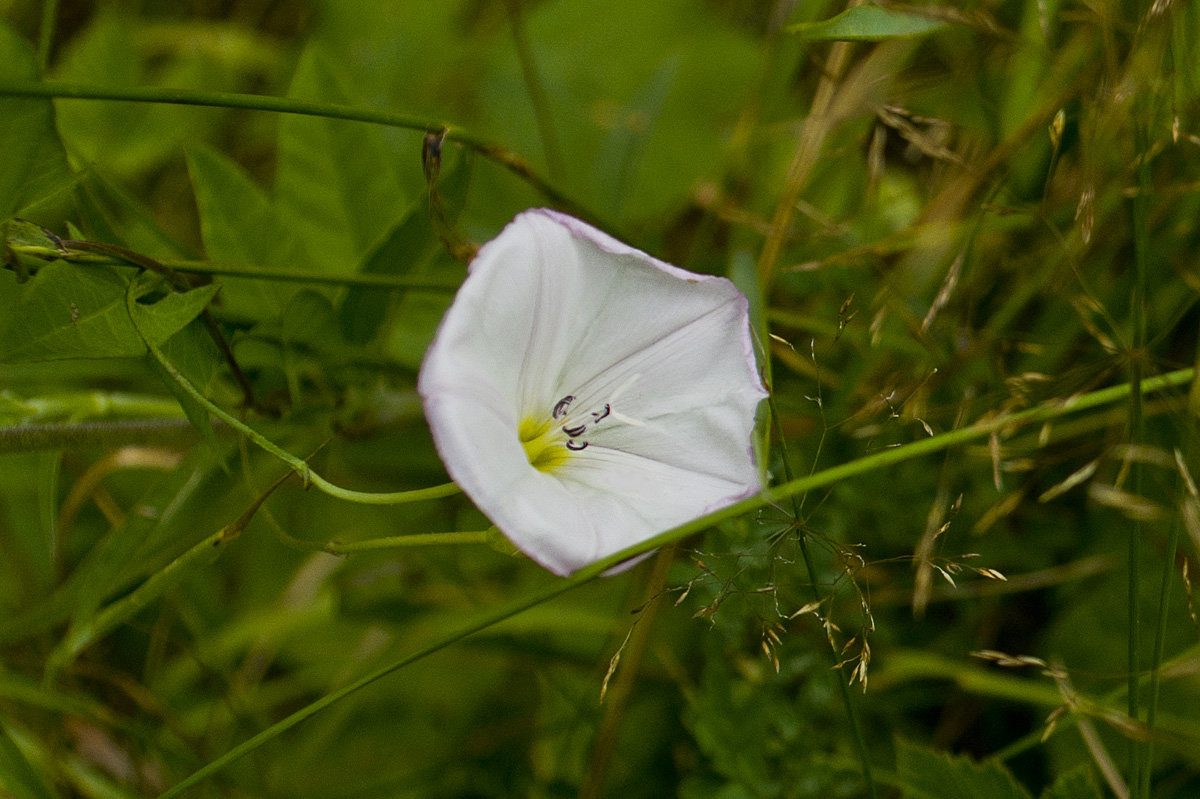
top-left (123, 280), bottom-right (459, 506)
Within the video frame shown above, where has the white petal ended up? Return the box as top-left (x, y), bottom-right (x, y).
top-left (418, 209), bottom-right (766, 576)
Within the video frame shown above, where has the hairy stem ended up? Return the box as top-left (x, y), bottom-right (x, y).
top-left (0, 418), bottom-right (202, 454)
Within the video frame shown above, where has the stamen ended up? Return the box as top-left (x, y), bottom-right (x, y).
top-left (522, 392), bottom-right (622, 468)
top-left (610, 410), bottom-right (645, 427)
top-left (553, 396), bottom-right (575, 419)
top-left (608, 373), bottom-right (641, 404)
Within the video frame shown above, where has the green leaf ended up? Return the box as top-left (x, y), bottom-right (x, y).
top-left (2, 218), bottom-right (65, 255)
top-left (896, 739), bottom-right (1032, 799)
top-left (340, 207), bottom-right (430, 343)
top-left (280, 290), bottom-right (340, 401)
top-left (275, 43), bottom-right (408, 269)
top-left (0, 262), bottom-right (128, 362)
top-left (52, 11), bottom-right (237, 182)
top-left (282, 290), bottom-right (340, 351)
top-left (0, 263), bottom-right (219, 363)
top-left (340, 203), bottom-right (465, 347)
top-left (73, 170), bottom-right (197, 260)
top-left (383, 290), bottom-right (454, 370)
top-left (187, 147), bottom-right (311, 270)
top-left (130, 278), bottom-right (223, 343)
top-left (509, 0), bottom-right (763, 221)
top-left (340, 154), bottom-right (470, 344)
top-left (186, 147), bottom-right (314, 319)
top-left (788, 6), bottom-right (948, 41)
top-left (1039, 766), bottom-right (1102, 799)
top-left (0, 21), bottom-right (74, 218)
top-left (595, 55), bottom-right (677, 218)
top-left (683, 645), bottom-right (790, 795)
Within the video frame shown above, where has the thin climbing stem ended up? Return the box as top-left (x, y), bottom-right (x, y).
top-left (0, 78), bottom-right (608, 229)
top-left (123, 280), bottom-right (460, 507)
top-left (323, 531), bottom-right (493, 554)
top-left (6, 242), bottom-right (464, 291)
top-left (153, 366), bottom-right (1195, 798)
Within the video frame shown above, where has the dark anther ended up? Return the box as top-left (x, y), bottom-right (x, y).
top-left (566, 440), bottom-right (589, 451)
top-left (591, 404), bottom-right (610, 423)
top-left (563, 424), bottom-right (587, 438)
top-left (553, 395), bottom-right (575, 419)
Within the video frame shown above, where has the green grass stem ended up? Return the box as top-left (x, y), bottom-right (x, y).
top-left (1128, 95), bottom-right (1152, 798)
top-left (767, 390), bottom-right (878, 799)
top-left (155, 366), bottom-right (1194, 797)
top-left (1142, 515), bottom-right (1180, 799)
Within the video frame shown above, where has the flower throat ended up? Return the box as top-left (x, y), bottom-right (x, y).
top-left (519, 394), bottom-right (610, 473)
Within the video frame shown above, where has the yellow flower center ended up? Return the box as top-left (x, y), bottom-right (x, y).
top-left (518, 394), bottom-right (611, 472)
top-left (519, 416), bottom-right (572, 473)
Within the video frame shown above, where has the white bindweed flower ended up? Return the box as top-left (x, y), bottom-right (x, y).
top-left (418, 209), bottom-right (767, 576)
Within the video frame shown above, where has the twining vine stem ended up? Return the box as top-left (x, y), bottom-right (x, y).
top-left (123, 279), bottom-right (460, 507)
top-left (0, 79), bottom-right (612, 232)
top-left (154, 366), bottom-right (1196, 798)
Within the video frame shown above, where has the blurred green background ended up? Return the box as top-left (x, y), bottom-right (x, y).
top-left (1, 1), bottom-right (1198, 797)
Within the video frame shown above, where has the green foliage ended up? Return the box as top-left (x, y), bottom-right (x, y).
top-left (788, 6), bottom-right (950, 42)
top-left (340, 203), bottom-right (437, 345)
top-left (277, 44), bottom-right (413, 268)
top-left (186, 146), bottom-right (314, 317)
top-left (893, 746), bottom-right (1102, 799)
top-left (1, 2), bottom-right (1199, 798)
top-left (1040, 766), bottom-right (1103, 799)
top-left (52, 10), bottom-right (243, 182)
top-left (0, 263), bottom-right (218, 362)
top-left (0, 23), bottom-right (71, 218)
top-left (896, 739), bottom-right (1032, 799)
